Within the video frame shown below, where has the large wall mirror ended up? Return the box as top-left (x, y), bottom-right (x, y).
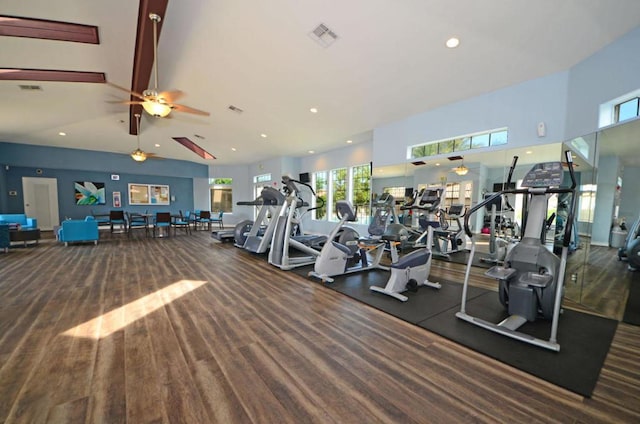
top-left (564, 118), bottom-right (640, 319)
top-left (372, 120), bottom-right (640, 320)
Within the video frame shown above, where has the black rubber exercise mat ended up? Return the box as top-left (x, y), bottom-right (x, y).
top-left (623, 274), bottom-right (640, 325)
top-left (417, 291), bottom-right (618, 397)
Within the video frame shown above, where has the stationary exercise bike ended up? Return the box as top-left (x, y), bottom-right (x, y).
top-left (457, 152), bottom-right (577, 351)
top-left (370, 226), bottom-right (441, 302)
top-left (309, 200), bottom-right (387, 283)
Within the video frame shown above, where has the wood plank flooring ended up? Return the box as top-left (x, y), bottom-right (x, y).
top-left (0, 231), bottom-right (639, 423)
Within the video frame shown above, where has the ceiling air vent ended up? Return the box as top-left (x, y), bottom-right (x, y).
top-left (411, 161), bottom-right (426, 166)
top-left (228, 105), bottom-right (243, 113)
top-left (309, 23), bottom-right (338, 48)
top-left (19, 84), bottom-right (42, 91)
top-left (448, 155), bottom-right (464, 161)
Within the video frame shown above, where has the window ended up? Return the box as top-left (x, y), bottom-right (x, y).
top-left (253, 173), bottom-right (271, 184)
top-left (578, 184), bottom-right (597, 224)
top-left (383, 186), bottom-right (406, 199)
top-left (490, 130), bottom-right (508, 146)
top-left (409, 128), bottom-right (509, 159)
top-left (313, 171), bottom-right (328, 220)
top-left (351, 164), bottom-right (371, 224)
top-left (615, 97), bottom-right (639, 123)
top-left (445, 183), bottom-right (461, 199)
top-left (253, 174), bottom-right (272, 220)
top-left (454, 137), bottom-right (471, 151)
top-left (312, 165), bottom-right (372, 223)
top-left (471, 133), bottom-right (490, 149)
top-left (210, 178), bottom-right (233, 213)
top-left (330, 168), bottom-right (347, 221)
top-left (438, 140), bottom-right (455, 154)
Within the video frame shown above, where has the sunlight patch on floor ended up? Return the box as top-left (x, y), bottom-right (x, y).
top-left (61, 279), bottom-right (207, 339)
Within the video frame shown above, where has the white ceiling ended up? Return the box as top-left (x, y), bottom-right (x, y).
top-left (2, 0), bottom-right (640, 166)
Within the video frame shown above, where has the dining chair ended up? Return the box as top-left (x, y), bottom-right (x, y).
top-left (91, 209), bottom-right (110, 227)
top-left (153, 212), bottom-right (172, 238)
top-left (109, 210), bottom-right (127, 233)
top-left (127, 212), bottom-right (148, 238)
top-left (172, 211), bottom-right (191, 236)
top-left (210, 210), bottom-right (224, 229)
top-left (184, 210), bottom-right (196, 229)
top-left (195, 210), bottom-right (212, 231)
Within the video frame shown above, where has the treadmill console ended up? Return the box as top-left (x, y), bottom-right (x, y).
top-left (521, 161), bottom-right (563, 188)
top-left (418, 189), bottom-right (442, 210)
top-left (448, 204), bottom-right (464, 216)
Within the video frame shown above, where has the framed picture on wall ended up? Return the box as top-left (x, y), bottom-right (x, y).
top-left (113, 191), bottom-right (121, 208)
top-left (149, 185), bottom-right (170, 204)
top-left (128, 183), bottom-right (170, 205)
top-left (74, 181), bottom-right (106, 205)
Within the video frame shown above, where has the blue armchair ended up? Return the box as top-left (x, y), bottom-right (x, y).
top-left (58, 217), bottom-right (99, 246)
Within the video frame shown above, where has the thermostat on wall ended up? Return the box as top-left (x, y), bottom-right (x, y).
top-left (111, 174), bottom-right (120, 180)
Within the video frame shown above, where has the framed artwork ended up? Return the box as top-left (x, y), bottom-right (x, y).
top-left (113, 191), bottom-right (121, 208)
top-left (75, 181), bottom-right (106, 205)
top-left (128, 183), bottom-right (170, 205)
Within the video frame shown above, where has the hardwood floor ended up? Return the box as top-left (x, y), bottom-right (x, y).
top-left (0, 232), bottom-right (639, 423)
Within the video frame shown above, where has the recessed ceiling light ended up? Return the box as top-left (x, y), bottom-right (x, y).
top-left (435, 163), bottom-right (440, 166)
top-left (346, 139), bottom-right (353, 144)
top-left (309, 107), bottom-right (318, 114)
top-left (58, 132), bottom-right (66, 136)
top-left (260, 133), bottom-right (267, 138)
top-left (231, 147), bottom-right (237, 151)
top-left (154, 143), bottom-right (160, 147)
top-left (445, 37), bottom-right (460, 48)
top-left (526, 150), bottom-right (533, 154)
top-left (308, 150), bottom-right (315, 154)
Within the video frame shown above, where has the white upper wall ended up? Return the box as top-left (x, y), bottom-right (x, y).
top-left (299, 141), bottom-right (373, 173)
top-left (566, 26), bottom-right (640, 139)
top-left (372, 72), bottom-right (569, 167)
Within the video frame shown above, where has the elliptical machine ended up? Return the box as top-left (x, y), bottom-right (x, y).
top-left (237, 187), bottom-right (286, 253)
top-left (480, 193), bottom-right (509, 264)
top-left (457, 151), bottom-right (577, 352)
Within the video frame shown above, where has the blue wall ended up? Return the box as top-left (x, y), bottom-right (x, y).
top-left (0, 142), bottom-right (208, 217)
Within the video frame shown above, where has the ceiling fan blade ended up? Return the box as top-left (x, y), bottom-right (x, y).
top-left (106, 100), bottom-right (144, 105)
top-left (171, 103), bottom-right (210, 116)
top-left (106, 81), bottom-right (147, 101)
top-left (146, 153), bottom-right (165, 159)
top-left (158, 90), bottom-right (185, 103)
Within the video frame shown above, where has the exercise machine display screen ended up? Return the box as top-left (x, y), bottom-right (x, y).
top-left (521, 161), bottom-right (563, 188)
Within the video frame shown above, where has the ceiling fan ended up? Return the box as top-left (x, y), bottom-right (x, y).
top-left (131, 114), bottom-right (162, 162)
top-left (108, 13), bottom-right (209, 118)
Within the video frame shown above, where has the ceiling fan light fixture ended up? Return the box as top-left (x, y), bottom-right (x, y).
top-left (454, 165), bottom-right (469, 176)
top-left (131, 148), bottom-right (147, 162)
top-left (142, 99), bottom-right (172, 117)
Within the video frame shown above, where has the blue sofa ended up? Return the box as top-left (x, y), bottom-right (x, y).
top-left (0, 214), bottom-right (38, 230)
top-left (58, 217), bottom-right (99, 246)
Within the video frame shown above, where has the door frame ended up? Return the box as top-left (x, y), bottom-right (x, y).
top-left (22, 177), bottom-right (59, 231)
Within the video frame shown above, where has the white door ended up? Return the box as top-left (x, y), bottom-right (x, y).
top-left (22, 177), bottom-right (60, 230)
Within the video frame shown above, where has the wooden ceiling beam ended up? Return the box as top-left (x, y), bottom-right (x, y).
top-left (129, 0), bottom-right (169, 135)
top-left (0, 15), bottom-right (99, 44)
top-left (0, 68), bottom-right (105, 83)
